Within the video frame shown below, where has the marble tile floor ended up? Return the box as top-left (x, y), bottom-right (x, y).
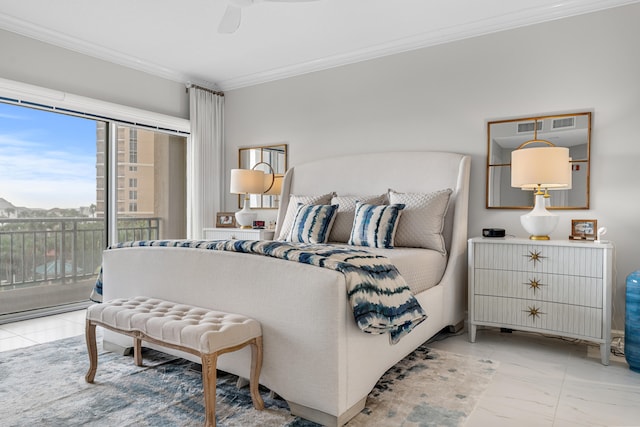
top-left (428, 328), bottom-right (640, 427)
top-left (0, 309), bottom-right (87, 351)
top-left (2, 312), bottom-right (639, 426)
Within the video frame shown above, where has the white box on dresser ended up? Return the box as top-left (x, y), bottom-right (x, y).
top-left (202, 227), bottom-right (274, 241)
top-left (468, 236), bottom-right (614, 365)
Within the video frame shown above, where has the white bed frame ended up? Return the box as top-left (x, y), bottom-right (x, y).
top-left (101, 151), bottom-right (470, 426)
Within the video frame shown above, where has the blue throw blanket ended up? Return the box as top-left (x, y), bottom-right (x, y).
top-left (92, 240), bottom-right (427, 344)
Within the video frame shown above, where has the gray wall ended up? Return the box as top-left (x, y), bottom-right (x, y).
top-left (0, 28), bottom-right (189, 118)
top-left (225, 4), bottom-right (640, 331)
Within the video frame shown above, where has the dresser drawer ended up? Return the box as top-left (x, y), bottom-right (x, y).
top-left (473, 295), bottom-right (603, 339)
top-left (474, 269), bottom-right (603, 307)
top-left (468, 237), bottom-right (614, 365)
top-left (473, 243), bottom-right (604, 277)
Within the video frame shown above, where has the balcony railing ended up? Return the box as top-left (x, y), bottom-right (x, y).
top-left (0, 217), bottom-right (159, 289)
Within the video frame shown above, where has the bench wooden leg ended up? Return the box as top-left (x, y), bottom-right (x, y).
top-left (84, 305), bottom-right (263, 427)
top-left (134, 336), bottom-right (143, 367)
top-left (250, 337), bottom-right (265, 410)
top-left (85, 319), bottom-right (98, 383)
top-left (202, 353), bottom-right (218, 427)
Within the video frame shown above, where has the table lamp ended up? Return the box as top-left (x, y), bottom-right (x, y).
top-left (511, 142), bottom-right (571, 240)
top-left (230, 168), bottom-right (265, 229)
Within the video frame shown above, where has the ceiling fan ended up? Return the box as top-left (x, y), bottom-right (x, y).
top-left (218, 0), bottom-right (320, 34)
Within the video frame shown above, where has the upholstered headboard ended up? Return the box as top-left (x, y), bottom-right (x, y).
top-left (275, 151), bottom-right (471, 255)
top-left (274, 151), bottom-right (471, 322)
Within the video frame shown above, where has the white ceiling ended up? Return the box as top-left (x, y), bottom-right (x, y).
top-left (0, 0), bottom-right (637, 91)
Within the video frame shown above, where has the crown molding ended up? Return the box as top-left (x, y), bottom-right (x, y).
top-left (0, 12), bottom-right (218, 90)
top-left (218, 0), bottom-right (640, 90)
top-left (0, 0), bottom-right (637, 91)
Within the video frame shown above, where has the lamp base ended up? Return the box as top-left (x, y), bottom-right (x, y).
top-left (528, 235), bottom-right (551, 241)
top-left (235, 196), bottom-right (257, 229)
top-left (521, 194), bottom-right (558, 240)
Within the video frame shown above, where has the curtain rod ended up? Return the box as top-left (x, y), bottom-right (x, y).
top-left (186, 83), bottom-right (224, 97)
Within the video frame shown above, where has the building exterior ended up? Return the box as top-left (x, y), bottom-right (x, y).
top-left (96, 123), bottom-right (161, 218)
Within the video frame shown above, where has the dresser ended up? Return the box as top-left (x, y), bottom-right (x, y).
top-left (468, 237), bottom-right (613, 365)
top-left (202, 227), bottom-right (274, 241)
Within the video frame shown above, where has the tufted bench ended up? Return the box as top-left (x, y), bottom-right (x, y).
top-left (84, 296), bottom-right (264, 427)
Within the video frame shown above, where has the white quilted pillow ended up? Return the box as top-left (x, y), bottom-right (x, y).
top-left (277, 193), bottom-right (334, 241)
top-left (328, 194), bottom-right (387, 243)
top-left (389, 189), bottom-right (453, 253)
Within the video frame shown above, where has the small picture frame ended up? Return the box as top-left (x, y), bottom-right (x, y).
top-left (216, 212), bottom-right (236, 228)
top-left (570, 219), bottom-right (597, 240)
top-left (252, 220), bottom-right (265, 229)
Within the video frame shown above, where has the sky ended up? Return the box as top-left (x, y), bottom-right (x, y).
top-left (0, 101), bottom-right (97, 209)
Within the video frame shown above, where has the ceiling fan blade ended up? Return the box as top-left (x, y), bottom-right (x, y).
top-left (218, 5), bottom-right (242, 34)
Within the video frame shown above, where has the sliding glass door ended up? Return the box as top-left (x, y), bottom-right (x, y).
top-left (97, 123), bottom-right (187, 243)
top-left (0, 102), bottom-right (187, 321)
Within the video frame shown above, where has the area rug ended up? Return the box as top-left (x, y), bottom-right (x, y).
top-left (0, 335), bottom-right (497, 426)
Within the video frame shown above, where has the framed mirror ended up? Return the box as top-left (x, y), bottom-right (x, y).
top-left (486, 112), bottom-right (591, 209)
top-left (238, 143), bottom-right (288, 209)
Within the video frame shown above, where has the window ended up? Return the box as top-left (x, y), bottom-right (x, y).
top-left (0, 97), bottom-right (188, 320)
top-left (0, 102), bottom-right (104, 318)
top-left (129, 128), bottom-right (138, 164)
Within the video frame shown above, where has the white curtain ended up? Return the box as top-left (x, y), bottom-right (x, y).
top-left (187, 86), bottom-right (224, 239)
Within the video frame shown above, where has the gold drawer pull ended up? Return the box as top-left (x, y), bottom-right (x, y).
top-left (525, 305), bottom-right (544, 320)
top-left (525, 278), bottom-right (545, 294)
top-left (525, 250), bottom-right (545, 266)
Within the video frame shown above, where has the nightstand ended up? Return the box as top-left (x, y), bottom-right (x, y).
top-left (468, 237), bottom-right (614, 365)
top-left (202, 227), bottom-right (274, 241)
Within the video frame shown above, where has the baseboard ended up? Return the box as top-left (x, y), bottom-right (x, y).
top-left (0, 300), bottom-right (91, 325)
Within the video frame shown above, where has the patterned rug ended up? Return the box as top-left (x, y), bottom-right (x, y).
top-left (0, 334), bottom-right (497, 426)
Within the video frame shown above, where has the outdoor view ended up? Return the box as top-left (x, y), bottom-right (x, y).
top-left (0, 101), bottom-right (187, 320)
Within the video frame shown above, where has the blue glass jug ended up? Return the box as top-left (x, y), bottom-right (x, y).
top-left (626, 270), bottom-right (640, 372)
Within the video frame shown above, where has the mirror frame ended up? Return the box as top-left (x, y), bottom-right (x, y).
top-left (486, 112), bottom-right (591, 210)
top-left (238, 143), bottom-right (288, 209)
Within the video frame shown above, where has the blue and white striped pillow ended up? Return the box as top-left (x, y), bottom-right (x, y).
top-left (348, 202), bottom-right (405, 249)
top-left (287, 204), bottom-right (339, 244)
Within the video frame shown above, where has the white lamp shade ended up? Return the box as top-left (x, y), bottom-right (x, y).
top-left (522, 157), bottom-right (573, 192)
top-left (264, 174), bottom-right (283, 195)
top-left (230, 169), bottom-right (265, 194)
top-left (511, 146), bottom-right (571, 189)
top-left (547, 157), bottom-right (573, 191)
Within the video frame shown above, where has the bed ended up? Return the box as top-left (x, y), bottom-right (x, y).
top-left (99, 151), bottom-right (471, 426)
